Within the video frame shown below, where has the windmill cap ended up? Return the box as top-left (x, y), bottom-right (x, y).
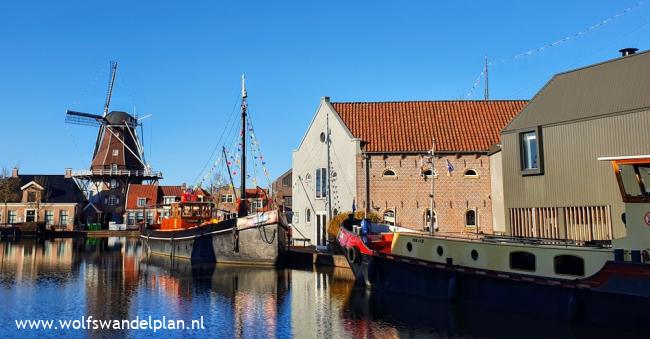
top-left (105, 111), bottom-right (137, 125)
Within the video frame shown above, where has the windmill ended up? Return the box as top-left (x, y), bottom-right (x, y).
top-left (65, 61), bottom-right (162, 227)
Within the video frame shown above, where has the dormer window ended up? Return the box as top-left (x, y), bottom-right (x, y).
top-left (137, 197), bottom-right (147, 207)
top-left (27, 191), bottom-right (37, 203)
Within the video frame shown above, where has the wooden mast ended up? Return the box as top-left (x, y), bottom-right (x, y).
top-left (238, 74), bottom-right (248, 217)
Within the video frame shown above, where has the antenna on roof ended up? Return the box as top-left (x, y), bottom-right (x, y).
top-left (484, 56), bottom-right (489, 100)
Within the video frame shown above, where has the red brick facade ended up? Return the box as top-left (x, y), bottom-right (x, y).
top-left (356, 153), bottom-right (493, 235)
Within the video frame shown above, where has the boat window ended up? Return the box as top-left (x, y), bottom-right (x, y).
top-left (618, 164), bottom-right (650, 198)
top-left (510, 251), bottom-right (536, 271)
top-left (554, 255), bottom-right (585, 276)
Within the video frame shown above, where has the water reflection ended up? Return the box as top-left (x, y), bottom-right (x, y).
top-left (0, 238), bottom-right (647, 338)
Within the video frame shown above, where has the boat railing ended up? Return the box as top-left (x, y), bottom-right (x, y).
top-left (481, 234), bottom-right (612, 248)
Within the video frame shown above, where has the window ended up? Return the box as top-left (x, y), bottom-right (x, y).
top-left (423, 169), bottom-right (436, 178)
top-left (136, 212), bottom-right (144, 223)
top-left (45, 210), bottom-right (54, 225)
top-left (424, 209), bottom-right (437, 230)
top-left (384, 210), bottom-right (396, 225)
top-left (112, 149), bottom-right (119, 156)
top-left (110, 179), bottom-right (119, 188)
top-left (293, 211), bottom-right (300, 224)
top-left (127, 212), bottom-right (135, 225)
top-left (221, 194), bottom-right (234, 203)
top-left (382, 169), bottom-right (397, 179)
top-left (305, 173), bottom-right (312, 182)
top-left (163, 196), bottom-right (176, 205)
top-left (510, 251), bottom-right (536, 271)
top-left (282, 175), bottom-right (291, 187)
top-left (464, 169), bottom-right (479, 178)
top-left (283, 196), bottom-right (292, 206)
top-left (137, 197), bottom-right (147, 207)
top-left (108, 195), bottom-right (118, 206)
top-left (146, 211), bottom-right (154, 225)
top-left (8, 210), bottom-right (16, 224)
top-left (316, 168), bottom-right (327, 198)
top-left (111, 164), bottom-right (118, 171)
top-left (465, 210), bottom-right (477, 227)
top-left (306, 209), bottom-right (311, 223)
top-left (59, 210), bottom-right (68, 225)
top-left (520, 128), bottom-right (544, 175)
top-left (554, 255), bottom-right (585, 276)
top-left (27, 191), bottom-right (37, 203)
top-left (252, 198), bottom-right (263, 209)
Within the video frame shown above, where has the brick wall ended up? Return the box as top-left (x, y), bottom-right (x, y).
top-left (356, 153), bottom-right (493, 234)
top-left (1, 205), bottom-right (77, 230)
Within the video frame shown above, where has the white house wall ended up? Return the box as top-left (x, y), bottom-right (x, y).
top-left (292, 97), bottom-right (360, 244)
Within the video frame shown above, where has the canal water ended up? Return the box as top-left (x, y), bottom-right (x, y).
top-left (0, 238), bottom-right (644, 338)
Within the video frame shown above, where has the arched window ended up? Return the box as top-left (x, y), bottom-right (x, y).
top-left (554, 255), bottom-right (585, 276)
top-left (464, 169), bottom-right (479, 178)
top-left (465, 210), bottom-right (477, 227)
top-left (383, 209), bottom-right (395, 225)
top-left (306, 209), bottom-right (311, 223)
top-left (382, 169), bottom-right (397, 179)
top-left (305, 173), bottom-right (312, 182)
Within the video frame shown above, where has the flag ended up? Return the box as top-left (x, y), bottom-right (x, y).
top-left (446, 159), bottom-right (454, 173)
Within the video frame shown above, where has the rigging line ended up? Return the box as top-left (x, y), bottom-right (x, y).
top-left (192, 90), bottom-right (242, 185)
top-left (244, 108), bottom-right (272, 187)
top-left (329, 146), bottom-right (354, 198)
top-left (464, 0), bottom-right (647, 99)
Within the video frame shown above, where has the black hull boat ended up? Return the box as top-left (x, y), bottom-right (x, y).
top-left (142, 219), bottom-right (236, 263)
top-left (212, 210), bottom-right (289, 266)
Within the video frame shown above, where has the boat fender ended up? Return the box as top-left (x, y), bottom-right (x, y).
top-left (346, 246), bottom-right (360, 264)
top-left (447, 276), bottom-right (457, 301)
top-left (566, 294), bottom-right (579, 321)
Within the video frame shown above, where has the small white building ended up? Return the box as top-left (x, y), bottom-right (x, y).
top-left (291, 97), bottom-right (361, 247)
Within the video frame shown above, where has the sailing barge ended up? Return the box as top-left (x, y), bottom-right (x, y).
top-left (142, 75), bottom-right (288, 265)
top-left (339, 155), bottom-right (650, 329)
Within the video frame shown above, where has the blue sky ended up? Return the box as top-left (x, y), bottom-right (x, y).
top-left (2, 1), bottom-right (650, 186)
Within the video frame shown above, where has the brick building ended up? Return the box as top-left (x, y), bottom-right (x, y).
top-left (124, 184), bottom-right (191, 227)
top-left (0, 168), bottom-right (87, 230)
top-left (293, 98), bottom-right (527, 243)
top-left (213, 185), bottom-right (270, 219)
top-left (271, 169), bottom-right (292, 211)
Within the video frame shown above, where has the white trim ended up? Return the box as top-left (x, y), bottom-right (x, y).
top-left (20, 181), bottom-right (44, 191)
top-left (24, 208), bottom-right (37, 223)
top-left (597, 155), bottom-right (650, 161)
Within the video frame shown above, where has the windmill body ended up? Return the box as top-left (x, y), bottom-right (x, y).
top-left (65, 62), bottom-right (162, 228)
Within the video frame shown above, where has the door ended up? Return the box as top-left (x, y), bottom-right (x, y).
top-left (25, 210), bottom-right (36, 223)
top-left (315, 212), bottom-right (327, 248)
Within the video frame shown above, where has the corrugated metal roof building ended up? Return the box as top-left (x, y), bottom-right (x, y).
top-left (499, 49), bottom-right (650, 240)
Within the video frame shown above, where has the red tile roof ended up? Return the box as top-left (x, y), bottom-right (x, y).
top-left (331, 100), bottom-right (527, 153)
top-left (126, 184), bottom-right (158, 209)
top-left (159, 185), bottom-right (183, 198)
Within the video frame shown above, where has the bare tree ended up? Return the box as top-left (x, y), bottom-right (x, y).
top-left (0, 167), bottom-right (20, 225)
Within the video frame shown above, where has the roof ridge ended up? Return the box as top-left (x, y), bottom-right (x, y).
top-left (554, 49), bottom-right (650, 77)
top-left (332, 99), bottom-right (528, 104)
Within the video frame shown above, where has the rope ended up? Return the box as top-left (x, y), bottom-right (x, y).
top-left (464, 1), bottom-right (647, 98)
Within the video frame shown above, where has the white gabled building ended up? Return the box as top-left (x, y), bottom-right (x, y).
top-left (292, 97), bottom-right (361, 247)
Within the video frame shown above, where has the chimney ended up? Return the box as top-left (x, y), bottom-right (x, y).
top-left (619, 48), bottom-right (639, 57)
top-left (322, 96), bottom-right (331, 103)
top-left (64, 168), bottom-right (72, 178)
top-left (11, 167), bottom-right (18, 178)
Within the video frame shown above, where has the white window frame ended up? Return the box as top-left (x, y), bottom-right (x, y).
top-left (112, 149), bottom-right (119, 156)
top-left (137, 197), bottom-right (147, 207)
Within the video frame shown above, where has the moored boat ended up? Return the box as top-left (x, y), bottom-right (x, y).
top-left (338, 155), bottom-right (650, 330)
